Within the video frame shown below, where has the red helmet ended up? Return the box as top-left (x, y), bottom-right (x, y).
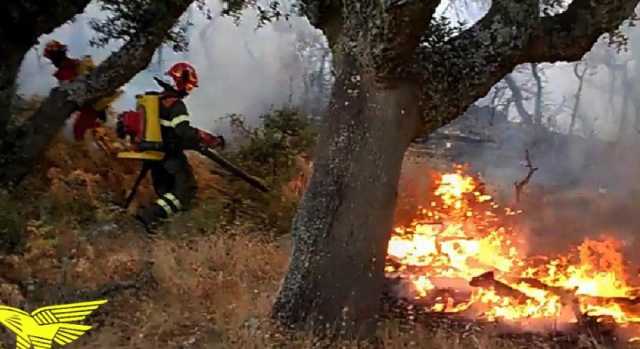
top-left (167, 62), bottom-right (198, 93)
top-left (43, 40), bottom-right (67, 59)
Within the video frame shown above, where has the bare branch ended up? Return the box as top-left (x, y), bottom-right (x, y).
top-left (531, 63), bottom-right (543, 125)
top-left (514, 149), bottom-right (538, 202)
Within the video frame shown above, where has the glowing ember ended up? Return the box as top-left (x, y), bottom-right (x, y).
top-left (386, 167), bottom-right (640, 328)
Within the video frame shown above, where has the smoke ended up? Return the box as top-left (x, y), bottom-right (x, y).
top-left (16, 0), bottom-right (329, 136)
top-left (403, 3), bottom-right (640, 258)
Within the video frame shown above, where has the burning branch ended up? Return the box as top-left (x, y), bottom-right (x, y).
top-left (514, 150), bottom-right (538, 203)
top-left (470, 271), bottom-right (530, 303)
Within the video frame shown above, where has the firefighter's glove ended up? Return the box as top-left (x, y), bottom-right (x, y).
top-left (198, 130), bottom-right (225, 150)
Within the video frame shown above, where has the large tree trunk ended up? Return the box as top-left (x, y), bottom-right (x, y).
top-left (272, 53), bottom-right (421, 335)
top-left (273, 0), bottom-right (637, 338)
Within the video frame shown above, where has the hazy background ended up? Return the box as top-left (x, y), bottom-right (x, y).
top-left (16, 0), bottom-right (330, 136)
top-left (15, 0), bottom-right (640, 253)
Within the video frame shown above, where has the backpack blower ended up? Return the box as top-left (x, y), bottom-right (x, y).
top-left (116, 88), bottom-right (269, 209)
top-left (117, 92), bottom-right (165, 161)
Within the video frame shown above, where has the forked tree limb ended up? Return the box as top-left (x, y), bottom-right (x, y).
top-left (514, 149), bottom-right (539, 203)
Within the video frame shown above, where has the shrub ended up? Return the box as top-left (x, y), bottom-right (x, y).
top-left (0, 191), bottom-right (25, 253)
top-left (203, 107), bottom-right (317, 235)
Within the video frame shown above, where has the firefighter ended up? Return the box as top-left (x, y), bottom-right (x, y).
top-left (133, 62), bottom-right (224, 232)
top-left (43, 40), bottom-right (120, 141)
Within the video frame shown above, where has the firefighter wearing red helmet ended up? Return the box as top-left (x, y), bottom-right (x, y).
top-left (43, 40), bottom-right (120, 140)
top-left (134, 62), bottom-right (224, 232)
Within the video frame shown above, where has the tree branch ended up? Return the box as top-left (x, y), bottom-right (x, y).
top-left (375, 0), bottom-right (442, 76)
top-left (0, 1), bottom-right (91, 49)
top-left (514, 149), bottom-right (538, 202)
top-left (526, 0), bottom-right (639, 63)
top-left (328, 0), bottom-right (442, 79)
top-left (416, 0), bottom-right (639, 135)
top-left (417, 0), bottom-right (539, 131)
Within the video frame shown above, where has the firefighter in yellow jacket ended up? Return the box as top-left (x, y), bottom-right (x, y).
top-left (117, 62), bottom-right (223, 232)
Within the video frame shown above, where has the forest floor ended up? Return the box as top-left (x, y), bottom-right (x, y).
top-left (0, 131), bottom-right (638, 349)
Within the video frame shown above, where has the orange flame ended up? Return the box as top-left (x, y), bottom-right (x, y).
top-left (387, 168), bottom-right (640, 328)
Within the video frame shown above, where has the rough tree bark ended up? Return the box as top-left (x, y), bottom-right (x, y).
top-left (273, 53), bottom-right (422, 335)
top-left (0, 1), bottom-right (92, 137)
top-left (273, 0), bottom-right (640, 335)
top-left (0, 0), bottom-right (195, 185)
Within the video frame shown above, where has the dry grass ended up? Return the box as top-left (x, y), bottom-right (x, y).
top-left (3, 226), bottom-right (633, 349)
top-left (64, 232), bottom-right (518, 349)
top-left (3, 133), bottom-right (639, 348)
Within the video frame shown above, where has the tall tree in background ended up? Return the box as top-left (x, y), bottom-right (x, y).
top-left (272, 0), bottom-right (640, 335)
top-left (568, 62), bottom-right (590, 135)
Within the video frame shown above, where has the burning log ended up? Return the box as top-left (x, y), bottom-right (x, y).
top-left (513, 277), bottom-right (640, 322)
top-left (469, 271), bottom-right (530, 303)
top-left (515, 277), bottom-right (585, 322)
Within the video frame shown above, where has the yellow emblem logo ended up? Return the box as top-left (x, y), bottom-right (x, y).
top-left (0, 299), bottom-right (107, 349)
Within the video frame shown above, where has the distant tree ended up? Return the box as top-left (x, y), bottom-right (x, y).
top-left (271, 0), bottom-right (640, 336)
top-left (568, 62), bottom-right (590, 135)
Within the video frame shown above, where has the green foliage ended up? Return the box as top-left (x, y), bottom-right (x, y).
top-left (226, 108), bottom-right (315, 184)
top-left (90, 0), bottom-right (287, 50)
top-left (421, 16), bottom-right (466, 49)
top-left (90, 0), bottom-right (198, 51)
top-left (217, 108), bottom-right (317, 234)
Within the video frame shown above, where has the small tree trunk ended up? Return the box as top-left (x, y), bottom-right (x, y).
top-left (568, 63), bottom-right (587, 136)
top-left (272, 53), bottom-right (421, 336)
top-left (0, 45), bottom-right (31, 137)
top-left (531, 63), bottom-right (543, 126)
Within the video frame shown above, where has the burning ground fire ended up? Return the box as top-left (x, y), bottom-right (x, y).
top-left (385, 167), bottom-right (640, 334)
